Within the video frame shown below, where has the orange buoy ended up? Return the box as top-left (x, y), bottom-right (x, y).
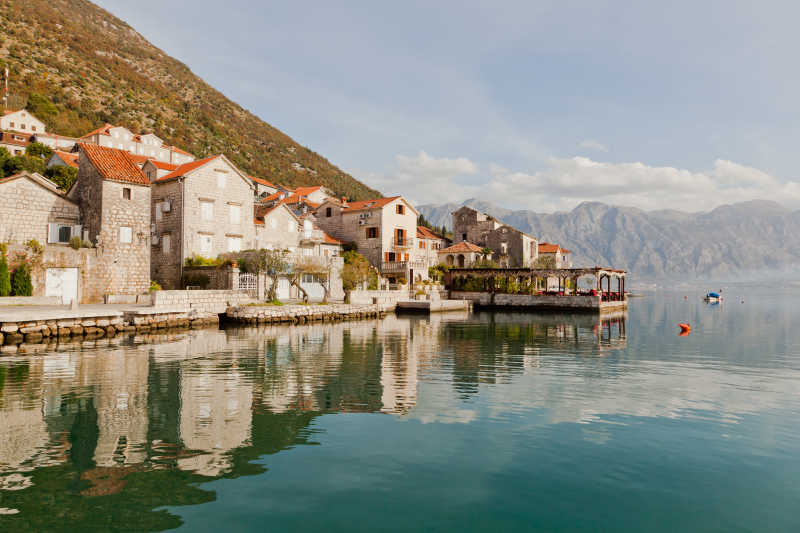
top-left (678, 323), bottom-right (691, 332)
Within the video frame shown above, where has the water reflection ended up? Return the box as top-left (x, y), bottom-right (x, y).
top-left (4, 294), bottom-right (795, 531)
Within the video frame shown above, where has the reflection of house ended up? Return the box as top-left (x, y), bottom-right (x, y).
top-left (178, 364), bottom-right (253, 477)
top-left (537, 242), bottom-right (572, 268)
top-left (451, 206), bottom-right (537, 267)
top-left (438, 241), bottom-right (486, 268)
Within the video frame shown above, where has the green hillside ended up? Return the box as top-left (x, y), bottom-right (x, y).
top-left (0, 0), bottom-right (381, 200)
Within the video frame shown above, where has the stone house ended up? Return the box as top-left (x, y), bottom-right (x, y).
top-left (0, 171), bottom-right (80, 244)
top-left (251, 176), bottom-right (279, 199)
top-left (66, 143), bottom-right (152, 299)
top-left (414, 226), bottom-right (448, 281)
top-left (149, 154), bottom-right (257, 289)
top-left (254, 203), bottom-right (303, 252)
top-left (142, 159), bottom-right (178, 182)
top-left (438, 241), bottom-right (488, 268)
top-left (1, 109), bottom-right (46, 134)
top-left (46, 150), bottom-right (79, 170)
top-left (294, 185), bottom-right (334, 204)
top-left (32, 132), bottom-right (78, 151)
top-left (451, 206), bottom-right (537, 268)
top-left (537, 242), bottom-right (573, 268)
top-left (314, 196), bottom-right (420, 282)
top-left (78, 124), bottom-right (194, 165)
top-left (0, 130), bottom-right (30, 155)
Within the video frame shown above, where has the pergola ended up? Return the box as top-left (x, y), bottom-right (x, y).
top-left (444, 267), bottom-right (627, 302)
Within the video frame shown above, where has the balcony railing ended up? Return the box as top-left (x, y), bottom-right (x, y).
top-left (381, 260), bottom-right (426, 273)
top-left (391, 236), bottom-right (414, 248)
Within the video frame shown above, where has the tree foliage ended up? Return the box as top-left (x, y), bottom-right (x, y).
top-left (25, 141), bottom-right (54, 159)
top-left (534, 255), bottom-right (557, 269)
top-left (11, 262), bottom-right (33, 296)
top-left (341, 250), bottom-right (371, 291)
top-left (0, 253), bottom-right (11, 297)
top-left (44, 165), bottom-right (78, 190)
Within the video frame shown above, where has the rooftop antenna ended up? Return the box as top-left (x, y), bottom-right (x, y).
top-left (3, 66), bottom-right (8, 110)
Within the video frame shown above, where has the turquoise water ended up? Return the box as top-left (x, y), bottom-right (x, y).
top-left (1, 287), bottom-right (799, 531)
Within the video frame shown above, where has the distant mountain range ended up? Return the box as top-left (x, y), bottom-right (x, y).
top-left (418, 199), bottom-right (800, 280)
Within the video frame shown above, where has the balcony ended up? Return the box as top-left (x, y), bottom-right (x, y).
top-left (381, 260), bottom-right (426, 273)
top-left (391, 236), bottom-right (414, 249)
top-left (299, 229), bottom-right (325, 245)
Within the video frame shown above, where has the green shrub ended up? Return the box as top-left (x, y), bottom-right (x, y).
top-left (11, 263), bottom-right (33, 296)
top-left (26, 239), bottom-right (43, 254)
top-left (69, 236), bottom-right (82, 250)
top-left (182, 273), bottom-right (210, 289)
top-left (184, 254), bottom-right (222, 267)
top-left (0, 253), bottom-right (11, 297)
top-left (149, 280), bottom-right (162, 292)
top-left (397, 277), bottom-right (407, 285)
top-left (82, 239), bottom-right (93, 248)
top-left (44, 165), bottom-right (78, 191)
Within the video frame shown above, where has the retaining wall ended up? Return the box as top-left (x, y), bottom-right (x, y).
top-left (225, 302), bottom-right (395, 325)
top-left (152, 289), bottom-right (255, 313)
top-left (449, 291), bottom-right (625, 311)
top-left (348, 289), bottom-right (410, 305)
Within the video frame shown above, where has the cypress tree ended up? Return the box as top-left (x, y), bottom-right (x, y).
top-left (11, 262), bottom-right (33, 297)
top-left (0, 254), bottom-right (10, 297)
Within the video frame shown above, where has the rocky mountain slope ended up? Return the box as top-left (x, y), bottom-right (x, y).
top-left (419, 199), bottom-right (800, 280)
top-left (0, 0), bottom-right (380, 200)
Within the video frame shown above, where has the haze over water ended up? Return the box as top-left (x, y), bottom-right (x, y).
top-left (1, 287), bottom-right (799, 532)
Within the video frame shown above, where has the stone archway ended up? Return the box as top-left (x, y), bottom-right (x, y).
top-left (457, 254), bottom-right (466, 267)
top-left (446, 255), bottom-right (454, 266)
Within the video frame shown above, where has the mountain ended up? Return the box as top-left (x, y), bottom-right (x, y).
top-left (0, 0), bottom-right (380, 200)
top-left (418, 199), bottom-right (800, 280)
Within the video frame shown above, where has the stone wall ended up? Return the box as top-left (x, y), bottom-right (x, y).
top-left (72, 152), bottom-right (152, 297)
top-left (181, 265), bottom-right (239, 290)
top-left (152, 289), bottom-right (255, 313)
top-left (256, 205), bottom-right (301, 250)
top-left (348, 289), bottom-right (410, 305)
top-left (0, 174), bottom-right (80, 244)
top-left (150, 178), bottom-right (183, 289)
top-left (452, 206), bottom-right (537, 267)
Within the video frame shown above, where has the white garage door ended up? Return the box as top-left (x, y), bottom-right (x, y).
top-left (300, 275), bottom-right (326, 301)
top-left (46, 268), bottom-right (78, 304)
top-left (276, 278), bottom-right (291, 300)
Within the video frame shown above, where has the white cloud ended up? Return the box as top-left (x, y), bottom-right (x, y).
top-left (361, 153), bottom-right (800, 212)
top-left (578, 139), bottom-right (608, 152)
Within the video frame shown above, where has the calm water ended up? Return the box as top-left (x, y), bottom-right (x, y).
top-left (1, 287), bottom-right (799, 532)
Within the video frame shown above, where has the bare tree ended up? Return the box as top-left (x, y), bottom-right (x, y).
top-left (290, 256), bottom-right (332, 303)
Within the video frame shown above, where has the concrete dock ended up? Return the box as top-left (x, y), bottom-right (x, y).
top-left (396, 300), bottom-right (473, 313)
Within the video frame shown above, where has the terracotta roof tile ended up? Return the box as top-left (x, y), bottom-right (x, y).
top-left (323, 232), bottom-right (343, 245)
top-left (417, 226), bottom-right (443, 240)
top-left (295, 185), bottom-right (324, 195)
top-left (157, 155), bottom-right (220, 181)
top-left (342, 196), bottom-right (401, 212)
top-left (251, 175), bottom-right (277, 188)
top-left (148, 160), bottom-right (178, 171)
top-left (538, 242), bottom-right (561, 253)
top-left (53, 150), bottom-right (79, 168)
top-left (440, 241), bottom-right (483, 253)
top-left (78, 143), bottom-right (149, 185)
top-left (79, 123), bottom-right (115, 139)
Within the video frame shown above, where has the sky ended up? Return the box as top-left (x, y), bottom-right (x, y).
top-left (95, 0), bottom-right (800, 213)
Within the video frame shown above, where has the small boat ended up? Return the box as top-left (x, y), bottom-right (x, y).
top-left (704, 292), bottom-right (721, 303)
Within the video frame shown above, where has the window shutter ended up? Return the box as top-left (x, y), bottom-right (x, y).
top-left (48, 223), bottom-right (59, 243)
top-left (384, 252), bottom-right (389, 262)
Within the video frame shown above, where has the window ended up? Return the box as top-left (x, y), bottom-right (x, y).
top-left (47, 223), bottom-right (82, 244)
top-left (32, 125), bottom-right (37, 132)
top-left (216, 172), bottom-right (226, 189)
top-left (229, 204), bottom-right (241, 224)
top-left (326, 207), bottom-right (332, 217)
top-left (501, 243), bottom-right (508, 255)
top-left (199, 234), bottom-right (213, 253)
top-left (227, 236), bottom-right (242, 252)
top-left (20, 124), bottom-right (25, 130)
top-left (8, 122), bottom-right (13, 128)
top-left (462, 233), bottom-right (467, 241)
top-left (120, 226), bottom-right (132, 243)
top-left (396, 204), bottom-right (405, 215)
top-left (366, 227), bottom-right (378, 239)
top-left (122, 187), bottom-right (131, 200)
top-left (303, 247), bottom-right (313, 256)
top-left (162, 233), bottom-right (171, 253)
top-left (419, 241), bottom-right (425, 249)
top-left (200, 200), bottom-right (214, 221)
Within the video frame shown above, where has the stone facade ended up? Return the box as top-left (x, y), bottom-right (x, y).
top-left (452, 206), bottom-right (537, 268)
top-left (0, 109), bottom-right (46, 134)
top-left (80, 124), bottom-right (194, 165)
top-left (314, 197), bottom-right (419, 281)
top-left (150, 156), bottom-right (256, 289)
top-left (255, 204), bottom-right (301, 251)
top-left (69, 149), bottom-right (152, 297)
top-left (0, 172), bottom-right (80, 244)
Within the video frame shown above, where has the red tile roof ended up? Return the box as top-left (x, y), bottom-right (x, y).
top-left (251, 175), bottom-right (277, 188)
top-left (78, 143), bottom-right (149, 185)
top-left (323, 232), bottom-right (343, 245)
top-left (417, 226), bottom-right (443, 240)
top-left (148, 160), bottom-right (178, 171)
top-left (294, 185), bottom-right (324, 196)
top-left (440, 241), bottom-right (483, 253)
top-left (169, 145), bottom-right (193, 156)
top-left (538, 242), bottom-right (561, 253)
top-left (342, 196), bottom-right (401, 211)
top-left (157, 155), bottom-right (220, 181)
top-left (53, 150), bottom-right (79, 168)
top-left (128, 153), bottom-right (149, 165)
top-left (79, 123), bottom-right (115, 138)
